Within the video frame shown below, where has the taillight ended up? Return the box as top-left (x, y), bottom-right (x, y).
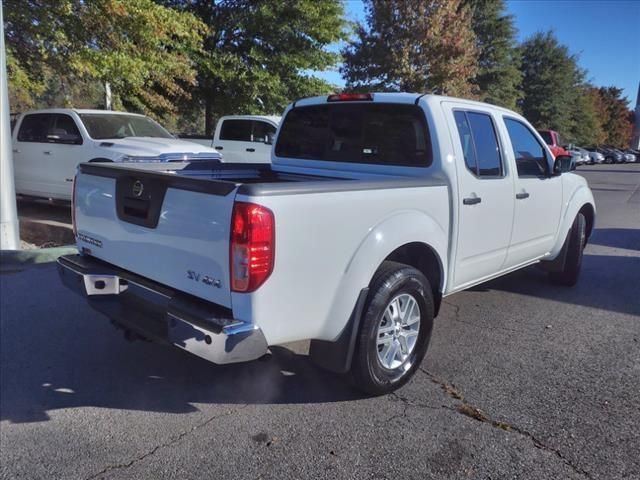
top-left (71, 174), bottom-right (77, 238)
top-left (230, 202), bottom-right (275, 292)
top-left (327, 92), bottom-right (373, 102)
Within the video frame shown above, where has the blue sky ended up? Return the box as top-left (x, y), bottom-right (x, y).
top-left (317, 0), bottom-right (640, 108)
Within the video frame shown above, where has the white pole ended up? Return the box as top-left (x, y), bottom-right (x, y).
top-left (105, 81), bottom-right (112, 110)
top-left (0, 0), bottom-right (20, 250)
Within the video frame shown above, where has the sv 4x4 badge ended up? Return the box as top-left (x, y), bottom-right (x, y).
top-left (187, 270), bottom-right (222, 288)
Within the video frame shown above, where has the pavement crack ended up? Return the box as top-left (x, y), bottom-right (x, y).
top-left (418, 368), bottom-right (594, 479)
top-left (84, 404), bottom-right (249, 480)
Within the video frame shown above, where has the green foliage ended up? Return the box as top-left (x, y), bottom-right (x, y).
top-left (569, 87), bottom-right (606, 146)
top-left (4, 0), bottom-right (205, 121)
top-left (163, 0), bottom-right (347, 133)
top-left (341, 0), bottom-right (478, 97)
top-left (518, 32), bottom-right (584, 136)
top-left (464, 0), bottom-right (521, 110)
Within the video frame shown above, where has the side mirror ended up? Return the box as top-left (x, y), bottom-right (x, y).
top-left (553, 155), bottom-right (574, 175)
top-left (265, 133), bottom-right (274, 145)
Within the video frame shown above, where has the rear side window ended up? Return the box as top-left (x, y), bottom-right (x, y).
top-left (504, 118), bottom-right (550, 177)
top-left (453, 110), bottom-right (503, 177)
top-left (17, 114), bottom-right (52, 142)
top-left (275, 103), bottom-right (432, 167)
top-left (220, 120), bottom-right (252, 141)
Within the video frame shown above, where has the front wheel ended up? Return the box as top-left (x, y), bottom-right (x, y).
top-left (549, 213), bottom-right (586, 286)
top-left (350, 261), bottom-right (434, 395)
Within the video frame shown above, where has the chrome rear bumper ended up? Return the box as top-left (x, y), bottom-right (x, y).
top-left (57, 254), bottom-right (268, 364)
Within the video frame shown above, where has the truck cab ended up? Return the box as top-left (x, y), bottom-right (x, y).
top-left (538, 129), bottom-right (570, 159)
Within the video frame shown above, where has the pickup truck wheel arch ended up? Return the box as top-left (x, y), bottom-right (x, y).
top-left (309, 242), bottom-right (443, 375)
top-left (579, 203), bottom-right (595, 242)
top-left (384, 242), bottom-right (443, 318)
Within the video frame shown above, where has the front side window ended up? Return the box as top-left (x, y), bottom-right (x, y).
top-left (79, 114), bottom-right (173, 140)
top-left (220, 120), bottom-right (252, 141)
top-left (276, 103), bottom-right (432, 167)
top-left (252, 121), bottom-right (276, 143)
top-left (453, 110), bottom-right (503, 177)
top-left (504, 118), bottom-right (550, 177)
top-left (48, 114), bottom-right (82, 144)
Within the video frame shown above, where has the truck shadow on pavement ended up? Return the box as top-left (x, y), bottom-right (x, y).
top-left (587, 228), bottom-right (640, 251)
top-left (469, 252), bottom-right (640, 317)
top-left (0, 266), bottom-right (364, 424)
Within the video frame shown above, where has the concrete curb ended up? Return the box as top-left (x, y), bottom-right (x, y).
top-left (0, 246), bottom-right (77, 270)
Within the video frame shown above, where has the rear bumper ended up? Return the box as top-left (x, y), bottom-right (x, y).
top-left (57, 254), bottom-right (268, 364)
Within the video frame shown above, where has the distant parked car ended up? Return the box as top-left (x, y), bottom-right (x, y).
top-left (179, 115), bottom-right (281, 163)
top-left (621, 150), bottom-right (636, 163)
top-left (12, 109), bottom-right (222, 201)
top-left (566, 146), bottom-right (590, 166)
top-left (538, 130), bottom-right (570, 158)
top-left (584, 147), bottom-right (605, 164)
top-left (599, 147), bottom-right (624, 164)
top-left (626, 149), bottom-right (640, 162)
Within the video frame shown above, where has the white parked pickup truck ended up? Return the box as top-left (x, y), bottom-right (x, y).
top-left (58, 93), bottom-right (595, 394)
top-left (179, 115), bottom-right (281, 163)
top-left (12, 109), bottom-right (222, 201)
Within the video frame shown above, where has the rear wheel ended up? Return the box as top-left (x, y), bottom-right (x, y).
top-left (549, 213), bottom-right (586, 286)
top-left (350, 261), bottom-right (434, 395)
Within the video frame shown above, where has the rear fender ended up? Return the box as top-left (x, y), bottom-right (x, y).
top-left (320, 210), bottom-right (448, 342)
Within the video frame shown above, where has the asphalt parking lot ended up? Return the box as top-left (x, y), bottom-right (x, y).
top-left (1, 164), bottom-right (639, 480)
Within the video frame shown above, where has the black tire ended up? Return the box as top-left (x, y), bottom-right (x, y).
top-left (350, 261), bottom-right (434, 395)
top-left (549, 213), bottom-right (586, 286)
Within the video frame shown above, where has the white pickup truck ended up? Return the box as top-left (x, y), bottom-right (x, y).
top-left (179, 115), bottom-right (281, 163)
top-left (12, 109), bottom-right (222, 201)
top-left (58, 93), bottom-right (595, 394)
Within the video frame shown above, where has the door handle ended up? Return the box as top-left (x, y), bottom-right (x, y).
top-left (43, 151), bottom-right (51, 155)
top-left (214, 146), bottom-right (223, 150)
top-left (516, 192), bottom-right (530, 200)
top-left (463, 196), bottom-right (482, 205)
top-left (13, 149), bottom-right (19, 153)
top-left (246, 148), bottom-right (255, 152)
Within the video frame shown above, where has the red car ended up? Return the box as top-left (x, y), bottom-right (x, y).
top-left (538, 130), bottom-right (570, 158)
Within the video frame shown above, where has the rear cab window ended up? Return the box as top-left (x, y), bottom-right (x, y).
top-left (220, 120), bottom-right (253, 141)
top-left (275, 103), bottom-right (432, 167)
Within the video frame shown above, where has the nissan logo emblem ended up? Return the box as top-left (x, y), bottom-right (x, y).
top-left (132, 180), bottom-right (144, 197)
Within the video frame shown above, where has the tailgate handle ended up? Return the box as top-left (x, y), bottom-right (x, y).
top-left (246, 148), bottom-right (255, 152)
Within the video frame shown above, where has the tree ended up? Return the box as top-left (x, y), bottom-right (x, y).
top-left (596, 87), bottom-right (632, 147)
top-left (568, 87), bottom-right (606, 146)
top-left (163, 0), bottom-right (347, 134)
top-left (518, 32), bottom-right (584, 137)
top-left (341, 0), bottom-right (478, 97)
top-left (464, 0), bottom-right (521, 110)
top-left (4, 0), bottom-right (205, 121)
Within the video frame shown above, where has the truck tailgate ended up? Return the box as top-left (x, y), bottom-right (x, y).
top-left (74, 164), bottom-right (238, 308)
